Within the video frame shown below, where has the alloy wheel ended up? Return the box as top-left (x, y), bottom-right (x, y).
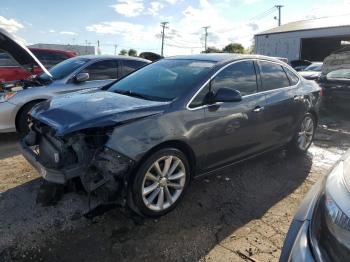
top-left (297, 115), bottom-right (315, 151)
top-left (141, 155), bottom-right (186, 211)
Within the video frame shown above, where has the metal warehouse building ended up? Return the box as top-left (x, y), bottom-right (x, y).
top-left (254, 16), bottom-right (350, 62)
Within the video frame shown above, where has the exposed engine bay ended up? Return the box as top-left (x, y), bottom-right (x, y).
top-left (23, 120), bottom-right (134, 203)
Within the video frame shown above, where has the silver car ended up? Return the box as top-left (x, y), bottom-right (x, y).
top-left (0, 29), bottom-right (150, 135)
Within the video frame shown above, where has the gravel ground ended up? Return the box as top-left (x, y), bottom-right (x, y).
top-left (0, 111), bottom-right (349, 262)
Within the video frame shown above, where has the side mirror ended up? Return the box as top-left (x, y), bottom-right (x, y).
top-left (214, 88), bottom-right (242, 103)
top-left (74, 73), bottom-right (89, 83)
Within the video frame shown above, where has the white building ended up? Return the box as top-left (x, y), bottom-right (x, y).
top-left (254, 16), bottom-right (350, 62)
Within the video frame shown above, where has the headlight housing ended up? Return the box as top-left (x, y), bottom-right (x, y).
top-left (310, 157), bottom-right (350, 261)
top-left (0, 92), bottom-right (16, 102)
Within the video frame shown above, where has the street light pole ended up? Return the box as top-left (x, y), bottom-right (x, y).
top-left (203, 26), bottom-right (210, 52)
top-left (160, 22), bottom-right (169, 56)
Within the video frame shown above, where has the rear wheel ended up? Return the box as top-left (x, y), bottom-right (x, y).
top-left (288, 113), bottom-right (316, 153)
top-left (131, 148), bottom-right (190, 217)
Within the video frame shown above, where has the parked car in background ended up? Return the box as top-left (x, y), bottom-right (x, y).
top-left (299, 62), bottom-right (323, 80)
top-left (317, 48), bottom-right (350, 111)
top-left (139, 52), bottom-right (163, 62)
top-left (280, 149), bottom-right (350, 262)
top-left (290, 59), bottom-right (312, 71)
top-left (21, 54), bottom-right (321, 217)
top-left (0, 48), bottom-right (76, 83)
top-left (0, 29), bottom-right (150, 135)
top-left (318, 69), bottom-right (350, 111)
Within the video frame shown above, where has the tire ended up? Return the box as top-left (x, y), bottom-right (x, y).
top-left (131, 148), bottom-right (190, 217)
top-left (17, 101), bottom-right (41, 137)
top-left (288, 113), bottom-right (316, 154)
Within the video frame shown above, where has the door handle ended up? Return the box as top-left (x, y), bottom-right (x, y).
top-left (293, 95), bottom-right (303, 101)
top-left (252, 106), bottom-right (264, 113)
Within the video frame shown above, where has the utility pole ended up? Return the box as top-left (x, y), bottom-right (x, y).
top-left (203, 26), bottom-right (210, 52)
top-left (160, 22), bottom-right (169, 57)
top-left (275, 5), bottom-right (283, 26)
top-left (114, 45), bottom-right (118, 55)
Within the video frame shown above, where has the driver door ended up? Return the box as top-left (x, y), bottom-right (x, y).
top-left (59, 60), bottom-right (119, 93)
top-left (202, 60), bottom-right (267, 172)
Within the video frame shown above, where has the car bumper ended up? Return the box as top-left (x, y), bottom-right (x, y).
top-left (280, 178), bottom-right (325, 262)
top-left (20, 139), bottom-right (86, 184)
top-left (0, 101), bottom-right (16, 133)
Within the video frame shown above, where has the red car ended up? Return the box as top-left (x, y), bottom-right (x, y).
top-left (0, 48), bottom-right (76, 83)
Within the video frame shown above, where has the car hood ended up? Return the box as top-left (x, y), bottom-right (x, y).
top-left (0, 28), bottom-right (51, 77)
top-left (30, 90), bottom-right (171, 136)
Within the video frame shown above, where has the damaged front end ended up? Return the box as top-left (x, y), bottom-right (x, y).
top-left (21, 120), bottom-right (134, 201)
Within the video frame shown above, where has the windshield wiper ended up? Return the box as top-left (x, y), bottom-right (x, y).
top-left (114, 90), bottom-right (151, 100)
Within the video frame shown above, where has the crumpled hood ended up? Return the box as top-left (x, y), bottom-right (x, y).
top-left (30, 90), bottom-right (170, 136)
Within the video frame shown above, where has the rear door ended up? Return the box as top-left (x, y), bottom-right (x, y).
top-left (201, 60), bottom-right (267, 171)
top-left (256, 60), bottom-right (300, 148)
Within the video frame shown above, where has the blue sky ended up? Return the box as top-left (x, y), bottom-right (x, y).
top-left (1, 0), bottom-right (350, 55)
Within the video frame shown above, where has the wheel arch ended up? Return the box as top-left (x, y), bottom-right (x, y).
top-left (132, 140), bottom-right (197, 181)
top-left (15, 99), bottom-right (47, 131)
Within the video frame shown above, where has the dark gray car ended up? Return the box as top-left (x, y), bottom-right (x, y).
top-left (20, 54), bottom-right (322, 217)
top-left (280, 149), bottom-right (350, 261)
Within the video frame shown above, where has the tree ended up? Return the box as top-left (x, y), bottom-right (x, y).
top-left (128, 49), bottom-right (138, 57)
top-left (202, 46), bottom-right (221, 53)
top-left (119, 49), bottom-right (128, 55)
top-left (222, 43), bottom-right (245, 54)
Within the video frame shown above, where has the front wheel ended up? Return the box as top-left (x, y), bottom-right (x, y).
top-left (131, 148), bottom-right (190, 217)
top-left (288, 113), bottom-right (316, 153)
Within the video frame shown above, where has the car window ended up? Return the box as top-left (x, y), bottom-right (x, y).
top-left (108, 59), bottom-right (215, 101)
top-left (189, 83), bottom-right (210, 108)
top-left (0, 51), bottom-right (20, 67)
top-left (122, 60), bottom-right (148, 77)
top-left (81, 60), bottom-right (119, 80)
top-left (30, 50), bottom-right (69, 68)
top-left (304, 63), bottom-right (322, 72)
top-left (212, 60), bottom-right (257, 96)
top-left (38, 57), bottom-right (90, 81)
top-left (327, 69), bottom-right (350, 80)
top-left (259, 61), bottom-right (290, 91)
top-left (284, 67), bottom-right (299, 85)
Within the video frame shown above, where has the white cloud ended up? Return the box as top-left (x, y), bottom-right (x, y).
top-left (59, 31), bottom-right (77, 35)
top-left (148, 2), bottom-right (164, 16)
top-left (0, 16), bottom-right (23, 33)
top-left (86, 21), bottom-right (144, 35)
top-left (49, 29), bottom-right (55, 33)
top-left (111, 0), bottom-right (144, 17)
top-left (164, 0), bottom-right (180, 4)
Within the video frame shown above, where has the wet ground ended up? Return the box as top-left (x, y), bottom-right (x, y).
top-left (0, 110), bottom-right (349, 262)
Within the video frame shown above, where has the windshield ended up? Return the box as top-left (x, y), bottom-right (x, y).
top-left (108, 59), bottom-right (215, 101)
top-left (38, 57), bottom-right (90, 81)
top-left (304, 63), bottom-right (322, 72)
top-left (327, 69), bottom-right (350, 80)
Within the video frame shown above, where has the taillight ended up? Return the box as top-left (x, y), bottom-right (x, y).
top-left (320, 87), bottom-right (325, 97)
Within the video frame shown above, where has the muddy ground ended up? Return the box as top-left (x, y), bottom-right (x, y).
top-left (0, 111), bottom-right (349, 262)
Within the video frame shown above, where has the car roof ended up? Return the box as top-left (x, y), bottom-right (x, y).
top-left (74, 55), bottom-right (150, 63)
top-left (165, 53), bottom-right (284, 64)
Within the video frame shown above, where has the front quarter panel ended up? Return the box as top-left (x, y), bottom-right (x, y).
top-left (105, 107), bottom-right (207, 173)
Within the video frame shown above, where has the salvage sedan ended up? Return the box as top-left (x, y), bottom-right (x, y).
top-left (280, 149), bottom-right (350, 261)
top-left (21, 54), bottom-right (322, 217)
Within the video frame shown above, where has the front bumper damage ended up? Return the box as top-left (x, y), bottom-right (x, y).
top-left (20, 123), bottom-right (135, 201)
top-left (20, 139), bottom-right (86, 184)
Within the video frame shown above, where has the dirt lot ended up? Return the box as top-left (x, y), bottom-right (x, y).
top-left (0, 111), bottom-right (349, 262)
